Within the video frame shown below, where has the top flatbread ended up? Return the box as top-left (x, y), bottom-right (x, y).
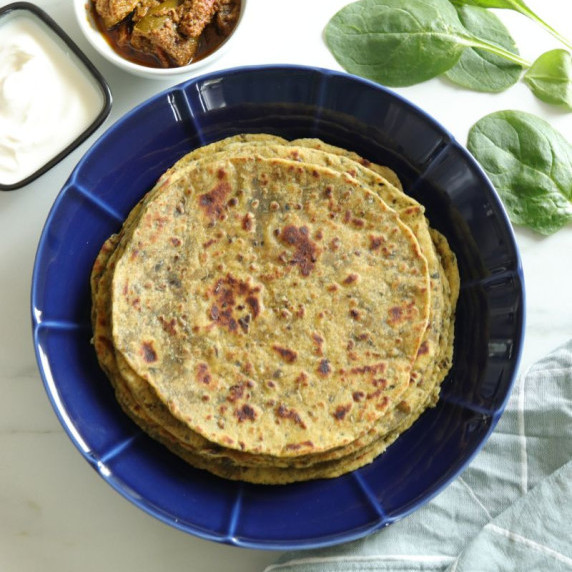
top-left (109, 155), bottom-right (431, 457)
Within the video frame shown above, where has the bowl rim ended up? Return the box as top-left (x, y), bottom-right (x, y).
top-left (0, 1), bottom-right (112, 191)
top-left (73, 0), bottom-right (247, 78)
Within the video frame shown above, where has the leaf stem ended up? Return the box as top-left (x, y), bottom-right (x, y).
top-left (510, 1), bottom-right (572, 51)
top-left (466, 36), bottom-right (532, 68)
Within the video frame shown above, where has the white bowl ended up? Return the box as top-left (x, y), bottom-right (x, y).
top-left (73, 0), bottom-right (246, 79)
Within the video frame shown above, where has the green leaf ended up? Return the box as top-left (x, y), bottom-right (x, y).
top-left (524, 49), bottom-right (572, 111)
top-left (445, 5), bottom-right (523, 92)
top-left (451, 0), bottom-right (572, 50)
top-left (324, 0), bottom-right (529, 88)
top-left (467, 110), bottom-right (572, 235)
top-left (324, 0), bottom-right (471, 87)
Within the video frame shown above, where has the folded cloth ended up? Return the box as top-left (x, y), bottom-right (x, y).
top-left (265, 340), bottom-right (572, 572)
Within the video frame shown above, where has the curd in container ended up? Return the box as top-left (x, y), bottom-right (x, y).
top-left (0, 7), bottom-right (110, 188)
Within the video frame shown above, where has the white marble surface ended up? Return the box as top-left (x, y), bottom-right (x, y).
top-left (0, 1), bottom-right (570, 570)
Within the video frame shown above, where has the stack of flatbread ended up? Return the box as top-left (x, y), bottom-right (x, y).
top-left (90, 134), bottom-right (459, 484)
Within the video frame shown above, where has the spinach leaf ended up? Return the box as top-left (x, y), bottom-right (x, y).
top-left (324, 0), bottom-right (468, 87)
top-left (445, 4), bottom-right (523, 92)
top-left (325, 0), bottom-right (528, 87)
top-left (467, 110), bottom-right (572, 235)
top-left (451, 0), bottom-right (572, 50)
top-left (524, 49), bottom-right (572, 111)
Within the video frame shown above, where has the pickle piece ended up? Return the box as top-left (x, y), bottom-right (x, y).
top-left (134, 0), bottom-right (182, 34)
top-left (132, 0), bottom-right (198, 67)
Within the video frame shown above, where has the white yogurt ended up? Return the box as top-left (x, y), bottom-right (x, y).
top-left (0, 13), bottom-right (104, 186)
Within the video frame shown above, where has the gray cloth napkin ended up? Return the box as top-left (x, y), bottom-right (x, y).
top-left (265, 340), bottom-right (572, 572)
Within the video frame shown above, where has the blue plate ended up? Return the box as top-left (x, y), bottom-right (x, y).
top-left (31, 65), bottom-right (525, 550)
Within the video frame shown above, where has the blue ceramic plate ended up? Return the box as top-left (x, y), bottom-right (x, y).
top-left (31, 65), bottom-right (525, 550)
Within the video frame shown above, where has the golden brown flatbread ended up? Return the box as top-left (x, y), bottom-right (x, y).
top-left (90, 134), bottom-right (458, 484)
